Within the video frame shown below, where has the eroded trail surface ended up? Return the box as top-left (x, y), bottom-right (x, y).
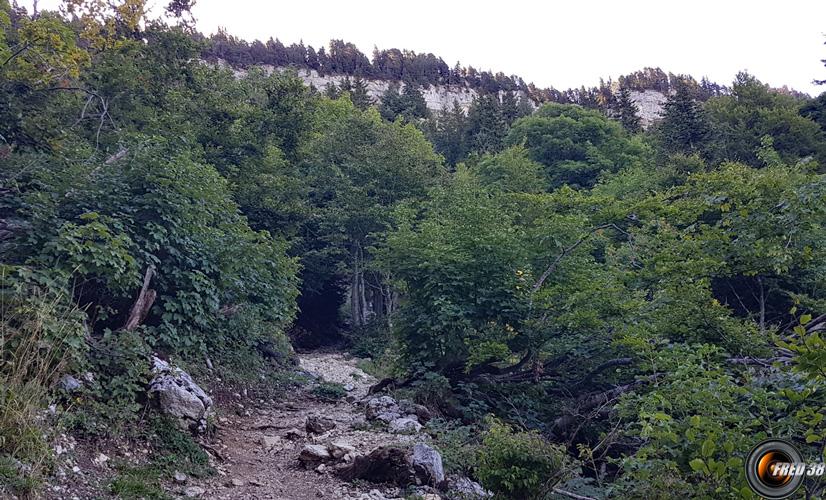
top-left (192, 352), bottom-right (418, 500)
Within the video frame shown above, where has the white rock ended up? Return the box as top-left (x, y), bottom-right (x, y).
top-left (299, 444), bottom-right (332, 462)
top-left (411, 443), bottom-right (444, 486)
top-left (388, 417), bottom-right (423, 434)
top-left (184, 486), bottom-right (205, 497)
top-left (365, 395), bottom-right (401, 423)
top-left (448, 476), bottom-right (492, 498)
top-left (259, 435), bottom-right (281, 450)
top-left (328, 440), bottom-right (356, 459)
top-left (93, 453), bottom-right (109, 466)
top-left (149, 356), bottom-right (213, 433)
top-left (173, 471), bottom-right (188, 484)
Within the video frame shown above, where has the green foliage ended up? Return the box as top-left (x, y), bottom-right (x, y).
top-left (66, 329), bottom-right (151, 436)
top-left (613, 344), bottom-right (807, 499)
top-left (474, 146), bottom-right (546, 193)
top-left (311, 381), bottom-right (347, 401)
top-left (505, 103), bottom-right (649, 189)
top-left (477, 418), bottom-right (575, 499)
top-left (346, 321), bottom-right (393, 359)
top-left (657, 81), bottom-right (711, 157)
top-left (706, 72), bottom-right (826, 166)
top-left (379, 171), bottom-right (529, 373)
top-left (0, 271), bottom-right (86, 495)
top-left (428, 419), bottom-right (482, 475)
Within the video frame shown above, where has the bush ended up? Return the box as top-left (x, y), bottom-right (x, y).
top-left (205, 305), bottom-right (296, 382)
top-left (346, 321), bottom-right (392, 359)
top-left (312, 381), bottom-right (347, 402)
top-left (428, 419), bottom-right (481, 475)
top-left (477, 418), bottom-right (575, 499)
top-left (65, 329), bottom-right (151, 437)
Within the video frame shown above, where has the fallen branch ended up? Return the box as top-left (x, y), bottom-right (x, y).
top-left (727, 356), bottom-right (792, 367)
top-left (551, 487), bottom-right (598, 500)
top-left (571, 357), bottom-right (634, 388)
top-left (553, 374), bottom-right (658, 435)
top-left (122, 265), bottom-right (156, 332)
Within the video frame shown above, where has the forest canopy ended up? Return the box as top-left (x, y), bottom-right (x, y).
top-left (1, 1), bottom-right (826, 499)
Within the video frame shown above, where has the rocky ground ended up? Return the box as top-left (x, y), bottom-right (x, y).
top-left (181, 352), bottom-right (455, 500)
top-left (37, 352), bottom-right (486, 499)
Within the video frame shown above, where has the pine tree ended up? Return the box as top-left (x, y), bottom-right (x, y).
top-left (423, 101), bottom-right (468, 165)
top-left (466, 93), bottom-right (507, 154)
top-left (350, 77), bottom-right (374, 110)
top-left (515, 96), bottom-right (534, 119)
top-left (401, 81), bottom-right (429, 120)
top-left (660, 82), bottom-right (710, 155)
top-left (324, 82), bottom-right (341, 99)
top-left (614, 87), bottom-right (641, 133)
top-left (500, 91), bottom-right (519, 125)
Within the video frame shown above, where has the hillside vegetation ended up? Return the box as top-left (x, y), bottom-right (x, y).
top-left (1, 1), bottom-right (825, 499)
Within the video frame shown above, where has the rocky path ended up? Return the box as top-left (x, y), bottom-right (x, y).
top-left (189, 352), bottom-right (423, 500)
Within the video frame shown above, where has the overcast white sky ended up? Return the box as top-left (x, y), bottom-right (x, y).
top-left (28, 0), bottom-right (826, 95)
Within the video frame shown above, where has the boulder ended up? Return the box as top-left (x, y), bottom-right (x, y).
top-left (339, 444), bottom-right (445, 488)
top-left (338, 446), bottom-right (415, 485)
top-left (306, 415), bottom-right (336, 434)
top-left (411, 444), bottom-right (444, 486)
top-left (365, 395), bottom-right (401, 423)
top-left (389, 417), bottom-right (423, 434)
top-left (328, 441), bottom-right (357, 459)
top-left (447, 476), bottom-right (491, 498)
top-left (148, 357), bottom-right (213, 433)
top-left (299, 444), bottom-right (332, 464)
top-left (399, 399), bottom-right (432, 423)
top-left (59, 374), bottom-right (83, 392)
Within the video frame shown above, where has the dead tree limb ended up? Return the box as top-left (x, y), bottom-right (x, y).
top-left (122, 265), bottom-right (156, 332)
top-left (551, 487), bottom-right (598, 500)
top-left (553, 374), bottom-right (658, 435)
top-left (532, 223), bottom-right (630, 294)
top-left (571, 357), bottom-right (634, 388)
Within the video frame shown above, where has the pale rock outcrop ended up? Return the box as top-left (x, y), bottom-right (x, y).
top-left (148, 357), bottom-right (213, 433)
top-left (388, 417), bottom-right (423, 434)
top-left (411, 444), bottom-right (444, 486)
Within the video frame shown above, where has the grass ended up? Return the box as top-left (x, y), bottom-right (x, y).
top-left (109, 416), bottom-right (214, 499)
top-left (0, 276), bottom-right (87, 496)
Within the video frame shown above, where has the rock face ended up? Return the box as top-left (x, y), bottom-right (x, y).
top-left (629, 89), bottom-right (668, 127)
top-left (148, 357), bottom-right (213, 433)
top-left (214, 61), bottom-right (537, 115)
top-left (411, 444), bottom-right (444, 486)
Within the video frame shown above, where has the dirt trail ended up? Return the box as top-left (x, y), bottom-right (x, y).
top-left (191, 352), bottom-right (417, 500)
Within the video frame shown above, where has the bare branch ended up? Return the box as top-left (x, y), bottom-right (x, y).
top-left (532, 223), bottom-right (631, 294)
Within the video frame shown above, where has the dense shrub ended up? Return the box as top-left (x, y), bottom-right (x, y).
top-left (477, 418), bottom-right (575, 499)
